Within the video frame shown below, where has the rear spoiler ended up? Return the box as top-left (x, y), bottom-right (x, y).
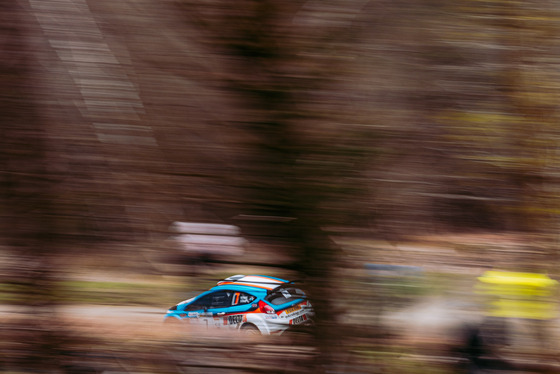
top-left (257, 280), bottom-right (292, 292)
top-left (266, 281), bottom-right (307, 299)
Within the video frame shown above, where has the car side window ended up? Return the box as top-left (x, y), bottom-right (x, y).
top-left (232, 292), bottom-right (256, 306)
top-left (185, 291), bottom-right (233, 311)
top-left (208, 291), bottom-right (233, 308)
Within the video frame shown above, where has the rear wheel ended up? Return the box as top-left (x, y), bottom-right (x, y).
top-left (240, 324), bottom-right (261, 336)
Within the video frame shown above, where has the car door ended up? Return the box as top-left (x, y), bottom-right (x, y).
top-left (184, 290), bottom-right (233, 329)
top-left (219, 291), bottom-right (258, 330)
top-left (205, 290), bottom-right (235, 328)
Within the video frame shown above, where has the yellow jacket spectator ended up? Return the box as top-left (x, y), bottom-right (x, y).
top-left (476, 270), bottom-right (558, 320)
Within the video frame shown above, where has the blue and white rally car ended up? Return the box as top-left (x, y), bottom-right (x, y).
top-left (164, 275), bottom-right (314, 335)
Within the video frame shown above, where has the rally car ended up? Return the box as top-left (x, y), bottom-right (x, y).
top-left (164, 275), bottom-right (314, 335)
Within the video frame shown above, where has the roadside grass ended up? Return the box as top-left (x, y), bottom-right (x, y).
top-left (57, 279), bottom-right (191, 305)
top-left (0, 278), bottom-right (195, 306)
top-left (0, 268), bottom-right (301, 306)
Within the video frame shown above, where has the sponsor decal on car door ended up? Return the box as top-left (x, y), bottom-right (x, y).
top-left (221, 291), bottom-right (256, 330)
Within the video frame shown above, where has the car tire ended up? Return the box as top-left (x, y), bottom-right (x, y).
top-left (240, 324), bottom-right (261, 336)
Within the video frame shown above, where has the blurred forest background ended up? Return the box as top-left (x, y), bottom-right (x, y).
top-left (3, 0), bottom-right (560, 373)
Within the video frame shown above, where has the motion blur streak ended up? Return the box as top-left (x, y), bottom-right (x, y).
top-left (2, 0), bottom-right (560, 373)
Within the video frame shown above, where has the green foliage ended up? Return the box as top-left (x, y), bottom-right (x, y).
top-left (0, 280), bottom-right (190, 306)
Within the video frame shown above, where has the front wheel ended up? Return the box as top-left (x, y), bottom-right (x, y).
top-left (164, 317), bottom-right (183, 325)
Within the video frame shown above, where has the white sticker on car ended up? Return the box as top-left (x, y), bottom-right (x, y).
top-left (290, 314), bottom-right (307, 325)
top-left (227, 314), bottom-right (243, 325)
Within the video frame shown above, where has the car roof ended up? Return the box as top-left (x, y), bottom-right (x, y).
top-left (210, 275), bottom-right (291, 294)
top-left (209, 284), bottom-right (268, 295)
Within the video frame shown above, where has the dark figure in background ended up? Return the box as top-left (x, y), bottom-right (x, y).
top-left (455, 323), bottom-right (486, 373)
top-left (455, 321), bottom-right (516, 373)
top-left (455, 269), bottom-right (558, 373)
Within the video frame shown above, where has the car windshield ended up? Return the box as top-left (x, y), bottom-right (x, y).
top-left (265, 287), bottom-right (306, 305)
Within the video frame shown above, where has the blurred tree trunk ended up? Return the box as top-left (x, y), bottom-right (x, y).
top-left (218, 4), bottom-right (341, 370)
top-left (0, 2), bottom-right (65, 372)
